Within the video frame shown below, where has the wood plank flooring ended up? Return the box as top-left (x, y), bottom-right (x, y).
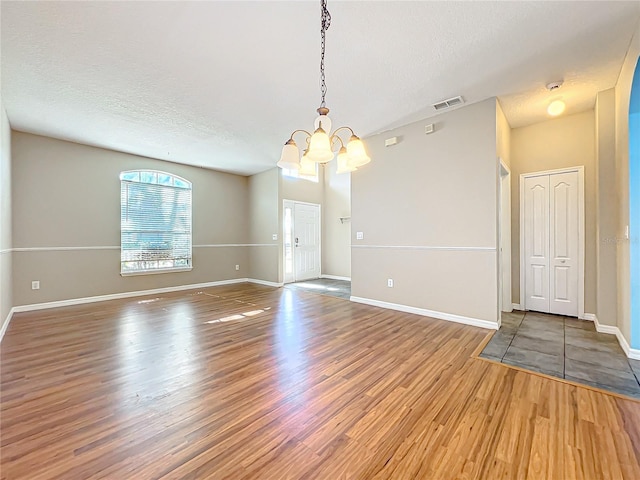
top-left (1, 283), bottom-right (639, 479)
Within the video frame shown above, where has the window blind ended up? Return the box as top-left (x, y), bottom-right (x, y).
top-left (120, 173), bottom-right (192, 274)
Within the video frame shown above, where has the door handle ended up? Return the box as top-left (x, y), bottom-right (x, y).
top-left (560, 259), bottom-right (566, 263)
top-left (295, 237), bottom-right (299, 247)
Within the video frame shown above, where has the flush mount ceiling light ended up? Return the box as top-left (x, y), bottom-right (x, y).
top-left (546, 81), bottom-right (565, 117)
top-left (277, 0), bottom-right (370, 175)
top-left (547, 100), bottom-right (566, 116)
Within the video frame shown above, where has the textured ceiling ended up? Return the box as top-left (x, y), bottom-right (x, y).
top-left (1, 1), bottom-right (639, 175)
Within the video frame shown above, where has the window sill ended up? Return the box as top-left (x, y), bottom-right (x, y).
top-left (121, 267), bottom-right (193, 277)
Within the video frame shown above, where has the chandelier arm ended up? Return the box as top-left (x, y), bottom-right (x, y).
top-left (329, 134), bottom-right (345, 151)
top-left (288, 129), bottom-right (313, 141)
top-left (330, 126), bottom-right (356, 139)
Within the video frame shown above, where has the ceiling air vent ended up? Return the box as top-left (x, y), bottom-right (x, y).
top-left (432, 96), bottom-right (465, 111)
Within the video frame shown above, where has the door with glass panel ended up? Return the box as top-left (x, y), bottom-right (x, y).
top-left (283, 200), bottom-right (321, 283)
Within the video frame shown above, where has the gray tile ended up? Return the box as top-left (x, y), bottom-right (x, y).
top-left (499, 324), bottom-right (520, 336)
top-left (564, 317), bottom-right (596, 332)
top-left (629, 358), bottom-right (640, 376)
top-left (510, 333), bottom-right (564, 356)
top-left (565, 344), bottom-right (632, 372)
top-left (502, 357), bottom-right (563, 378)
top-left (482, 332), bottom-right (514, 359)
top-left (501, 312), bottom-right (525, 326)
top-left (521, 316), bottom-right (564, 333)
top-left (479, 352), bottom-right (503, 362)
top-left (564, 330), bottom-right (621, 354)
top-left (565, 359), bottom-right (640, 395)
top-left (516, 324), bottom-right (564, 343)
top-left (503, 345), bottom-right (564, 376)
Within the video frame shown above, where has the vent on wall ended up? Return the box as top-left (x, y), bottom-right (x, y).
top-left (432, 96), bottom-right (465, 111)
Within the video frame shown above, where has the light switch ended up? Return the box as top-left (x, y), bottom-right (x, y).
top-left (356, 232), bottom-right (364, 240)
top-left (272, 234), bottom-right (278, 241)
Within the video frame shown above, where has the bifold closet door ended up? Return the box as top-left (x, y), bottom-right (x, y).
top-left (524, 175), bottom-right (550, 313)
top-left (548, 172), bottom-right (579, 316)
top-left (523, 172), bottom-right (579, 317)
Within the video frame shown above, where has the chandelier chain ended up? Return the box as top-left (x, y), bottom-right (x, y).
top-left (319, 0), bottom-right (331, 108)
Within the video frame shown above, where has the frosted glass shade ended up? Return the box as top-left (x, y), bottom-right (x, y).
top-left (346, 135), bottom-right (370, 167)
top-left (277, 140), bottom-right (300, 170)
top-left (547, 100), bottom-right (565, 116)
top-left (299, 154), bottom-right (317, 176)
top-left (306, 127), bottom-right (334, 163)
top-left (336, 147), bottom-right (357, 174)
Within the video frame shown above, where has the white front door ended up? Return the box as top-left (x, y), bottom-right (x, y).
top-left (293, 203), bottom-right (321, 281)
top-left (523, 171), bottom-right (579, 316)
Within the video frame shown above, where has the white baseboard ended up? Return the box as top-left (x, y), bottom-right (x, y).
top-left (350, 296), bottom-right (498, 330)
top-left (0, 307), bottom-right (16, 343)
top-left (512, 303), bottom-right (523, 311)
top-left (2, 278), bottom-right (286, 344)
top-left (247, 278), bottom-right (284, 288)
top-left (11, 278), bottom-right (250, 314)
top-left (583, 313), bottom-right (640, 360)
top-left (320, 275), bottom-right (351, 281)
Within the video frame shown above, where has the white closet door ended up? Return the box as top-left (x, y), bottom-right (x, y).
top-left (549, 171), bottom-right (579, 316)
top-left (524, 175), bottom-right (550, 313)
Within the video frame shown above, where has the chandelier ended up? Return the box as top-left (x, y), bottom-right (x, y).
top-left (277, 0), bottom-right (370, 175)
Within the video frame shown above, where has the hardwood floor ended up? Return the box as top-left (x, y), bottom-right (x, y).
top-left (1, 283), bottom-right (639, 479)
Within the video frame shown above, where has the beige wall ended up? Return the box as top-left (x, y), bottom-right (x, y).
top-left (614, 23), bottom-right (640, 341)
top-left (0, 104), bottom-right (12, 325)
top-left (595, 89), bottom-right (618, 327)
top-left (510, 111), bottom-right (597, 314)
top-left (496, 100), bottom-right (511, 169)
top-left (11, 132), bottom-right (249, 305)
top-left (280, 171), bottom-right (324, 206)
top-left (322, 160), bottom-right (351, 278)
top-left (248, 168), bottom-right (279, 283)
top-left (352, 98), bottom-right (499, 324)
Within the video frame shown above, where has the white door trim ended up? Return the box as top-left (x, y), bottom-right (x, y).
top-left (498, 159), bottom-right (512, 316)
top-left (519, 166), bottom-right (585, 319)
top-left (282, 199), bottom-right (322, 283)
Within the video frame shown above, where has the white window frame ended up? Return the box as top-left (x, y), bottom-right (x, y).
top-left (120, 170), bottom-right (193, 276)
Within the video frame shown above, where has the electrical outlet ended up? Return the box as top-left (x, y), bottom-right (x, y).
top-left (272, 234), bottom-right (278, 241)
top-left (356, 231), bottom-right (364, 240)
top-left (31, 280), bottom-right (40, 290)
top-left (235, 265), bottom-right (240, 271)
top-left (387, 279), bottom-right (394, 288)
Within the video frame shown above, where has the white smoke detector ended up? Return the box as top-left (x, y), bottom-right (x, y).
top-left (546, 81), bottom-right (563, 91)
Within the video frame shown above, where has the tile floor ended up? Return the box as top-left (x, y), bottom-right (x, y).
top-left (285, 278), bottom-right (351, 300)
top-left (480, 310), bottom-right (640, 398)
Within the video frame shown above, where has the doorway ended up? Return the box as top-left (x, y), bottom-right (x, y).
top-left (283, 200), bottom-right (321, 283)
top-left (520, 167), bottom-right (585, 318)
top-left (498, 160), bottom-right (512, 315)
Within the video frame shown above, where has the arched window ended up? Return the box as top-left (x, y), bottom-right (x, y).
top-left (120, 170), bottom-right (192, 275)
